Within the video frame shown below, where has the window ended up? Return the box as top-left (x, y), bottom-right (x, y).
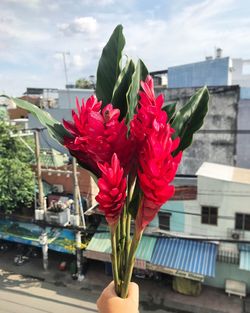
top-left (235, 213), bottom-right (250, 231)
top-left (158, 212), bottom-right (171, 231)
top-left (201, 206), bottom-right (218, 225)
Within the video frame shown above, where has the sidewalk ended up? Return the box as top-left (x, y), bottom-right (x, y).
top-left (0, 249), bottom-right (245, 313)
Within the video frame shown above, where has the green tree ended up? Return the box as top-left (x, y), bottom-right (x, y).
top-left (75, 78), bottom-right (94, 89)
top-left (0, 122), bottom-right (35, 214)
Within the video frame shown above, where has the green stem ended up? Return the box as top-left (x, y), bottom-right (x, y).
top-left (120, 206), bottom-right (126, 280)
top-left (125, 212), bottom-right (131, 264)
top-left (116, 221), bottom-right (121, 279)
top-left (111, 227), bottom-right (120, 295)
top-left (120, 231), bottom-right (142, 298)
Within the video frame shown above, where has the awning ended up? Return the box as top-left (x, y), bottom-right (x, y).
top-left (85, 231), bottom-right (157, 269)
top-left (149, 238), bottom-right (217, 280)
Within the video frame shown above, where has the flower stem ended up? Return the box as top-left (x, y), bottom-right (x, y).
top-left (110, 226), bottom-right (120, 296)
top-left (120, 206), bottom-right (126, 280)
top-left (120, 230), bottom-right (142, 298)
top-left (125, 212), bottom-right (131, 264)
top-left (116, 220), bottom-right (121, 279)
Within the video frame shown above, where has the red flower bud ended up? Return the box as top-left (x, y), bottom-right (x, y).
top-left (95, 154), bottom-right (127, 226)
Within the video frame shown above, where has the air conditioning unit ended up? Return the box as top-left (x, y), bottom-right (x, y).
top-left (231, 231), bottom-right (240, 240)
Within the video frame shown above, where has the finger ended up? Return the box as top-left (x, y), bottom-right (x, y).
top-left (127, 282), bottom-right (139, 306)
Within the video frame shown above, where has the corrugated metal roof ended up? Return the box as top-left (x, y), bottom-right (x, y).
top-left (86, 232), bottom-right (156, 262)
top-left (151, 238), bottom-right (217, 277)
top-left (240, 251), bottom-right (250, 271)
top-left (196, 162), bottom-right (250, 185)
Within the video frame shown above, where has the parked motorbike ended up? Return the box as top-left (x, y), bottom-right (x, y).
top-left (14, 254), bottom-right (30, 266)
top-left (13, 246), bottom-right (40, 266)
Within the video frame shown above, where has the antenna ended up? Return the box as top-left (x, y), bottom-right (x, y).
top-left (56, 51), bottom-right (71, 107)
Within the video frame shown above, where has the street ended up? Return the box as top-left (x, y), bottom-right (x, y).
top-left (0, 270), bottom-right (98, 313)
top-left (0, 270), bottom-right (174, 313)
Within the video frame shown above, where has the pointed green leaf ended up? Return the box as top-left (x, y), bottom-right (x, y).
top-left (96, 24), bottom-right (125, 107)
top-left (111, 59), bottom-right (135, 118)
top-left (126, 59), bottom-right (148, 124)
top-left (162, 102), bottom-right (176, 121)
top-left (171, 86), bottom-right (209, 155)
top-left (11, 97), bottom-right (72, 144)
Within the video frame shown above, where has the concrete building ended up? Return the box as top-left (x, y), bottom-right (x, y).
top-left (232, 59), bottom-right (250, 169)
top-left (152, 51), bottom-right (250, 173)
top-left (58, 88), bottom-right (94, 109)
top-left (168, 57), bottom-right (232, 88)
top-left (162, 162), bottom-right (250, 292)
top-left (156, 85), bottom-right (240, 175)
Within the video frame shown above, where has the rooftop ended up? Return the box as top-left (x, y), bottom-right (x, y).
top-left (196, 162), bottom-right (250, 185)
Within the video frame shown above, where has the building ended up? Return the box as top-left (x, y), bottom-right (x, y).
top-left (153, 55), bottom-right (250, 171)
top-left (164, 162), bottom-right (250, 292)
top-left (58, 88), bottom-right (94, 109)
top-left (156, 85), bottom-right (240, 175)
top-left (168, 57), bottom-right (232, 89)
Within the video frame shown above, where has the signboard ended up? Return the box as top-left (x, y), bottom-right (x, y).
top-left (0, 220), bottom-right (76, 254)
top-left (147, 263), bottom-right (204, 282)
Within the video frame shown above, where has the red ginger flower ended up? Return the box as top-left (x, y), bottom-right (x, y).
top-left (95, 154), bottom-right (127, 226)
top-left (63, 96), bottom-right (132, 177)
top-left (132, 75), bottom-right (182, 231)
top-left (130, 75), bottom-right (167, 143)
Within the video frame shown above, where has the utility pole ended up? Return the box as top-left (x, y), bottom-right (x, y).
top-left (34, 130), bottom-right (48, 270)
top-left (72, 157), bottom-right (86, 280)
top-left (56, 51), bottom-right (71, 106)
top-left (34, 130), bottom-right (44, 211)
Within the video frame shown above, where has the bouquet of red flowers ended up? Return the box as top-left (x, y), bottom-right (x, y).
top-left (15, 25), bottom-right (209, 298)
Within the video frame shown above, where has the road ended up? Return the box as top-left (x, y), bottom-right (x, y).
top-left (0, 270), bottom-right (98, 313)
top-left (0, 270), bottom-right (173, 313)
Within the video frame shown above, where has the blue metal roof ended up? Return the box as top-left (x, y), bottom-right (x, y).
top-left (240, 251), bottom-right (250, 271)
top-left (151, 238), bottom-right (217, 277)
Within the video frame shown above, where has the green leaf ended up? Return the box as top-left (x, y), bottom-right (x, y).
top-left (95, 24), bottom-right (125, 107)
top-left (162, 102), bottom-right (176, 121)
top-left (126, 59), bottom-right (148, 124)
top-left (111, 59), bottom-right (135, 118)
top-left (171, 86), bottom-right (209, 155)
top-left (11, 97), bottom-right (72, 144)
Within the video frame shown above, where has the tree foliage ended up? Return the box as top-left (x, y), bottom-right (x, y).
top-left (75, 78), bottom-right (94, 89)
top-left (0, 122), bottom-right (35, 213)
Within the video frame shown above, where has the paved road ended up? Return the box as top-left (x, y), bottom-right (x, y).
top-left (0, 270), bottom-right (98, 313)
top-left (0, 270), bottom-right (174, 313)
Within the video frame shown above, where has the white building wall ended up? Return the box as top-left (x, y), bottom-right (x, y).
top-left (189, 176), bottom-right (250, 240)
top-left (232, 58), bottom-right (250, 87)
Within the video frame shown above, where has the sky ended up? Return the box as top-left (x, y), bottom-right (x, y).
top-left (0, 0), bottom-right (249, 96)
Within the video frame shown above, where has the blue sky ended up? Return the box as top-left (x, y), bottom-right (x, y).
top-left (0, 0), bottom-right (249, 96)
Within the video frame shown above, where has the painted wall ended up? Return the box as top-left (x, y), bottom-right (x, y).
top-left (204, 262), bottom-right (250, 292)
top-left (58, 89), bottom-right (94, 109)
top-left (161, 201), bottom-right (185, 232)
top-left (156, 85), bottom-right (239, 175)
top-left (232, 58), bottom-right (250, 88)
top-left (168, 57), bottom-right (230, 88)
top-left (184, 176), bottom-right (250, 240)
top-left (236, 99), bottom-right (250, 169)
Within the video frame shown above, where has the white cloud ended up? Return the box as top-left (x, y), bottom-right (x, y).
top-left (71, 54), bottom-right (86, 69)
top-left (81, 0), bottom-right (115, 6)
top-left (2, 0), bottom-right (41, 8)
top-left (58, 17), bottom-right (98, 36)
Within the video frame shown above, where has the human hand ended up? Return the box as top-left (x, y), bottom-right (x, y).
top-left (97, 281), bottom-right (139, 313)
